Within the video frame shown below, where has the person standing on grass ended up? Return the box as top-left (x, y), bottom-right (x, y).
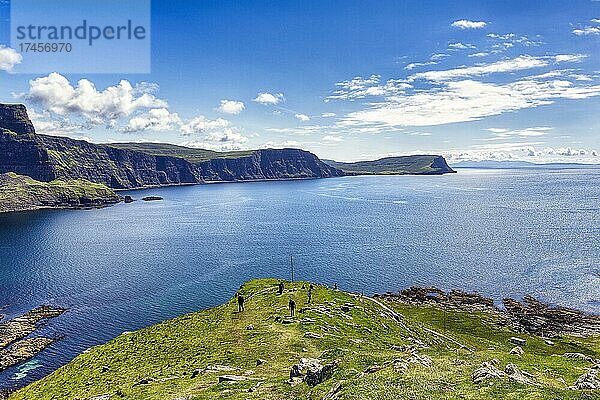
top-left (278, 281), bottom-right (284, 295)
top-left (289, 298), bottom-right (296, 317)
top-left (237, 293), bottom-right (245, 312)
top-left (307, 284), bottom-right (313, 303)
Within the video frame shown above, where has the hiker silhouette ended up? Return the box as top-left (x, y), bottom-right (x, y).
top-left (237, 293), bottom-right (245, 312)
top-left (289, 298), bottom-right (296, 317)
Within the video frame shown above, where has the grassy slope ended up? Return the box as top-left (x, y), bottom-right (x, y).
top-left (326, 155), bottom-right (455, 175)
top-left (108, 143), bottom-right (255, 164)
top-left (11, 279), bottom-right (600, 400)
top-left (0, 172), bottom-right (121, 213)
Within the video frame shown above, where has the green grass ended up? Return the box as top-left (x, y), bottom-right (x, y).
top-left (0, 172), bottom-right (120, 212)
top-left (10, 279), bottom-right (600, 399)
top-left (107, 143), bottom-right (256, 164)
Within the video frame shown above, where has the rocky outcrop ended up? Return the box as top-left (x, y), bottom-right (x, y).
top-left (503, 295), bottom-right (600, 337)
top-left (0, 305), bottom-right (66, 372)
top-left (375, 286), bottom-right (496, 312)
top-left (0, 105), bottom-right (55, 182)
top-left (378, 287), bottom-right (600, 338)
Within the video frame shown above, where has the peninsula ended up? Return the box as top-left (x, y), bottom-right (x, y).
top-left (7, 279), bottom-right (599, 399)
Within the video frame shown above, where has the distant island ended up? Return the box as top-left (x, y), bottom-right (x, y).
top-left (0, 103), bottom-right (455, 213)
top-left (452, 160), bottom-right (600, 170)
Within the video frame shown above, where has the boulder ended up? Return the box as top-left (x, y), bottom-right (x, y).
top-left (510, 337), bottom-right (526, 346)
top-left (472, 362), bottom-right (506, 384)
top-left (509, 346), bottom-right (524, 355)
top-left (218, 375), bottom-right (248, 383)
top-left (505, 363), bottom-right (535, 385)
top-left (124, 196), bottom-right (134, 203)
top-left (569, 369), bottom-right (600, 390)
top-left (289, 358), bottom-right (338, 387)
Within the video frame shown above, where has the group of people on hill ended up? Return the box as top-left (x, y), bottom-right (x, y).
top-left (236, 281), bottom-right (315, 317)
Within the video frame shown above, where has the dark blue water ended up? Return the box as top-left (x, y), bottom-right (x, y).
top-left (1, 169), bottom-right (599, 389)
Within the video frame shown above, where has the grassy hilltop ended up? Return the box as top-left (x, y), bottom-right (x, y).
top-left (0, 172), bottom-right (121, 213)
top-left (11, 279), bottom-right (600, 400)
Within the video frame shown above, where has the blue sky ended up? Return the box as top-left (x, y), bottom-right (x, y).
top-left (1, 0), bottom-right (599, 163)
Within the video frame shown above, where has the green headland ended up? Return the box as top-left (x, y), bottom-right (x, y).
top-left (10, 279), bottom-right (599, 400)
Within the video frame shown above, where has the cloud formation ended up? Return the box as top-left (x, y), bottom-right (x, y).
top-left (295, 113), bottom-right (310, 121)
top-left (451, 20), bottom-right (487, 29)
top-left (25, 73), bottom-right (166, 125)
top-left (0, 46), bottom-right (22, 72)
top-left (217, 100), bottom-right (245, 114)
top-left (253, 92), bottom-right (284, 105)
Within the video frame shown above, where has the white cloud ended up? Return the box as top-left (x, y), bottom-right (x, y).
top-left (483, 126), bottom-right (553, 140)
top-left (451, 20), bottom-right (487, 29)
top-left (326, 75), bottom-right (411, 101)
top-left (0, 46), bottom-right (22, 72)
top-left (295, 113), bottom-right (310, 121)
top-left (28, 109), bottom-right (86, 136)
top-left (253, 92), bottom-right (284, 105)
top-left (430, 53), bottom-right (451, 60)
top-left (554, 54), bottom-right (587, 63)
top-left (404, 61), bottom-right (437, 70)
top-left (25, 73), bottom-right (167, 125)
top-left (409, 55), bottom-right (548, 82)
top-left (258, 140), bottom-right (302, 149)
top-left (180, 116), bottom-right (231, 135)
top-left (338, 78), bottom-right (600, 128)
top-left (322, 135), bottom-right (344, 143)
top-left (468, 52), bottom-right (489, 58)
top-left (216, 100), bottom-right (245, 114)
top-left (321, 112), bottom-right (336, 117)
top-left (448, 42), bottom-right (476, 50)
top-left (573, 27), bottom-right (600, 36)
top-left (123, 108), bottom-right (181, 132)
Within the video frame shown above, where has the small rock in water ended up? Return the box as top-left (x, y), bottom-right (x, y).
top-left (142, 196), bottom-right (163, 201)
top-left (124, 196), bottom-right (134, 203)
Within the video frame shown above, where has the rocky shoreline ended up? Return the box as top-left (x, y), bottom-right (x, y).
top-left (0, 306), bottom-right (66, 374)
top-left (375, 286), bottom-right (600, 338)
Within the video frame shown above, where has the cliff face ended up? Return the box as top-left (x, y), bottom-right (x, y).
top-left (0, 105), bottom-right (56, 182)
top-left (0, 104), bottom-right (344, 189)
top-left (195, 148), bottom-right (344, 181)
top-left (39, 135), bottom-right (202, 189)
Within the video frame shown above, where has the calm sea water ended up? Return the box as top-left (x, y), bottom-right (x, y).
top-left (1, 169), bottom-right (599, 389)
